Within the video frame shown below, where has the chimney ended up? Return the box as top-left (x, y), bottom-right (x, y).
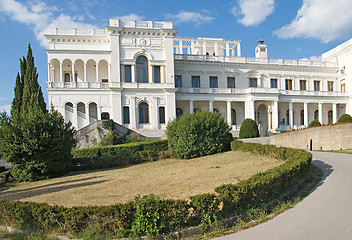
top-left (255, 40), bottom-right (268, 58)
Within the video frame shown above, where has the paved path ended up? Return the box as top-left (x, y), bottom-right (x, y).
top-left (216, 151), bottom-right (352, 240)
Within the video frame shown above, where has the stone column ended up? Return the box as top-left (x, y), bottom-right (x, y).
top-left (95, 63), bottom-right (99, 87)
top-left (203, 41), bottom-right (207, 55)
top-left (84, 63), bottom-right (87, 85)
top-left (108, 63), bottom-right (111, 82)
top-left (85, 105), bottom-right (90, 126)
top-left (226, 43), bottom-right (230, 56)
top-left (153, 97), bottom-right (158, 129)
top-left (333, 103), bottom-right (337, 123)
top-left (47, 63), bottom-right (52, 85)
top-left (189, 100), bottom-right (194, 113)
top-left (214, 42), bottom-right (218, 55)
top-left (289, 102), bottom-right (293, 129)
top-left (72, 62), bottom-right (76, 88)
top-left (268, 108), bottom-right (272, 130)
top-left (148, 64), bottom-right (153, 83)
top-left (60, 62), bottom-right (64, 87)
top-left (97, 105), bottom-right (102, 120)
top-left (191, 41), bottom-right (195, 55)
top-left (227, 101), bottom-right (232, 126)
top-left (73, 104), bottom-right (78, 129)
top-left (130, 97), bottom-right (137, 129)
top-left (318, 103), bottom-right (323, 124)
top-left (179, 40), bottom-right (183, 54)
top-left (304, 102), bottom-right (308, 126)
top-left (237, 43), bottom-right (241, 57)
top-left (209, 100), bottom-right (213, 112)
top-left (131, 64), bottom-right (136, 83)
top-left (272, 101), bottom-right (279, 130)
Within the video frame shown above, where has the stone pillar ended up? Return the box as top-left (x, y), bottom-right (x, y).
top-left (268, 109), bottom-right (272, 130)
top-left (203, 41), bottom-right (207, 55)
top-left (209, 100), bottom-right (213, 112)
top-left (272, 101), bottom-right (279, 130)
top-left (131, 64), bottom-right (136, 83)
top-left (333, 103), bottom-right (337, 123)
top-left (214, 42), bottom-right (218, 55)
top-left (179, 40), bottom-right (183, 54)
top-left (189, 100), bottom-right (194, 113)
top-left (160, 65), bottom-right (165, 83)
top-left (245, 100), bottom-right (255, 120)
top-left (318, 102), bottom-right (323, 124)
top-left (153, 97), bottom-right (158, 129)
top-left (130, 97), bottom-right (137, 129)
top-left (47, 63), bottom-right (52, 84)
top-left (148, 64), bottom-right (153, 83)
top-left (60, 62), bottom-right (64, 87)
top-left (227, 101), bottom-right (232, 126)
top-left (72, 62), bottom-right (75, 82)
top-left (226, 43), bottom-right (230, 56)
top-left (73, 104), bottom-right (78, 129)
top-left (108, 63), bottom-right (111, 82)
top-left (191, 41), bottom-right (195, 54)
top-left (95, 63), bottom-right (99, 83)
top-left (304, 102), bottom-right (308, 126)
top-left (237, 43), bottom-right (241, 57)
top-left (84, 63), bottom-right (87, 82)
top-left (289, 102), bottom-right (293, 129)
top-left (85, 105), bottom-right (90, 126)
top-left (97, 105), bottom-right (102, 120)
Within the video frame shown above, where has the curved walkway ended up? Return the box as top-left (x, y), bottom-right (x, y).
top-left (217, 151), bottom-right (352, 240)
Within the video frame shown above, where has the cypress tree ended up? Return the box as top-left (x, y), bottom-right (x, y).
top-left (38, 87), bottom-right (47, 113)
top-left (10, 73), bottom-right (23, 116)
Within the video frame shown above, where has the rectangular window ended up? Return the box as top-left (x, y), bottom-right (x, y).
top-left (227, 77), bottom-right (235, 88)
top-left (314, 80), bottom-right (320, 91)
top-left (175, 75), bottom-right (182, 87)
top-left (328, 81), bottom-right (334, 91)
top-left (285, 79), bottom-right (293, 90)
top-left (192, 76), bottom-right (200, 88)
top-left (300, 80), bottom-right (307, 90)
top-left (125, 65), bottom-right (131, 82)
top-left (153, 66), bottom-right (161, 83)
top-left (159, 107), bottom-right (165, 124)
top-left (123, 107), bottom-right (130, 124)
top-left (209, 76), bottom-right (218, 88)
top-left (270, 78), bottom-right (278, 88)
top-left (249, 78), bottom-right (257, 87)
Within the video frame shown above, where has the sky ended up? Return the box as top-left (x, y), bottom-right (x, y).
top-left (1, 0), bottom-right (352, 112)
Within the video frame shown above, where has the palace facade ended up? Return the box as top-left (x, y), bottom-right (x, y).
top-left (44, 19), bottom-right (351, 137)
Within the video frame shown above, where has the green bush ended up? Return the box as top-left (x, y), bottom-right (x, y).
top-left (166, 111), bottom-right (232, 159)
top-left (102, 119), bottom-right (115, 131)
top-left (239, 118), bottom-right (259, 139)
top-left (338, 114), bottom-right (352, 123)
top-left (309, 119), bottom-right (321, 127)
top-left (72, 140), bottom-right (168, 170)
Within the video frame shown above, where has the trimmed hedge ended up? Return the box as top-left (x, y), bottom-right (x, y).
top-left (309, 119), bottom-right (321, 127)
top-left (71, 140), bottom-right (168, 170)
top-left (239, 118), bottom-right (259, 139)
top-left (0, 140), bottom-right (312, 238)
top-left (338, 114), bottom-right (352, 123)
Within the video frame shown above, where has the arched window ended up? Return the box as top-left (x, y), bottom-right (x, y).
top-left (136, 56), bottom-right (148, 83)
top-left (65, 73), bottom-right (70, 82)
top-left (176, 108), bottom-right (183, 118)
top-left (328, 110), bottom-right (333, 124)
top-left (231, 109), bottom-right (236, 125)
top-left (139, 102), bottom-right (149, 123)
top-left (286, 109), bottom-right (289, 125)
top-left (314, 110), bottom-right (318, 120)
top-left (300, 110), bottom-right (304, 125)
top-left (101, 112), bottom-right (110, 120)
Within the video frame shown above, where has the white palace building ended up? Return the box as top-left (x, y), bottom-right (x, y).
top-left (44, 19), bottom-right (352, 137)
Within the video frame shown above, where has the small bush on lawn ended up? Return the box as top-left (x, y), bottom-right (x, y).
top-left (309, 119), bottom-right (321, 127)
top-left (338, 114), bottom-right (352, 123)
top-left (166, 111), bottom-right (233, 159)
top-left (239, 118), bottom-right (259, 139)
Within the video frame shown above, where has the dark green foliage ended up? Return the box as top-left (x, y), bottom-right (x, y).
top-left (309, 119), bottom-right (321, 127)
top-left (239, 118), bottom-right (259, 139)
top-left (166, 111), bottom-right (232, 159)
top-left (102, 119), bottom-right (115, 131)
top-left (72, 140), bottom-right (168, 170)
top-left (0, 45), bottom-right (75, 181)
top-left (0, 140), bottom-right (312, 238)
top-left (338, 114), bottom-right (352, 123)
top-left (99, 130), bottom-right (124, 146)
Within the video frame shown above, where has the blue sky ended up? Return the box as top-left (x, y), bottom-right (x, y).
top-left (1, 0), bottom-right (352, 112)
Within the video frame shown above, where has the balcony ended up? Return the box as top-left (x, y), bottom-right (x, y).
top-left (279, 90), bottom-right (348, 97)
top-left (174, 54), bottom-right (337, 68)
top-left (177, 87), bottom-right (278, 94)
top-left (48, 82), bottom-right (174, 89)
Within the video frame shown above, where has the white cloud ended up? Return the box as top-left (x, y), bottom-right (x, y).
top-left (166, 11), bottom-right (214, 25)
top-left (310, 55), bottom-right (322, 61)
top-left (232, 0), bottom-right (275, 26)
top-left (274, 0), bottom-right (352, 43)
top-left (0, 105), bottom-right (11, 113)
top-left (113, 13), bottom-right (145, 21)
top-left (0, 0), bottom-right (96, 48)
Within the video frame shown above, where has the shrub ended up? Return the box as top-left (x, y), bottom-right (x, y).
top-left (102, 119), bottom-right (115, 131)
top-left (239, 118), bottom-right (259, 139)
top-left (338, 114), bottom-right (352, 123)
top-left (166, 111), bottom-right (232, 159)
top-left (309, 119), bottom-right (321, 127)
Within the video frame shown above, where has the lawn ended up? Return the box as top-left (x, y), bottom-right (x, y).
top-left (0, 151), bottom-right (283, 207)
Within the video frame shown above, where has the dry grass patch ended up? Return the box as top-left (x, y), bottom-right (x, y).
top-left (0, 151), bottom-right (282, 207)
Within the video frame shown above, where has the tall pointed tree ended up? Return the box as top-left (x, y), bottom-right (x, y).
top-left (10, 73), bottom-right (23, 116)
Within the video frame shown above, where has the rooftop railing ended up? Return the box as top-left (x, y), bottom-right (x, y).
top-left (174, 54), bottom-right (337, 68)
top-left (48, 28), bottom-right (106, 36)
top-left (109, 19), bottom-right (173, 29)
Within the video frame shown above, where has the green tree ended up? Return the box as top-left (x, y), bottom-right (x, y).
top-left (239, 118), bottom-right (259, 139)
top-left (338, 114), bottom-right (352, 123)
top-left (309, 120), bottom-right (321, 127)
top-left (0, 45), bottom-right (75, 181)
top-left (166, 111), bottom-right (232, 159)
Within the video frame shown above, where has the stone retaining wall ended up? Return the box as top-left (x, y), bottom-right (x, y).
top-left (270, 123), bottom-right (352, 150)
